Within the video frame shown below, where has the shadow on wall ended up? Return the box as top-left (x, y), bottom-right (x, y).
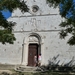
top-left (37, 55), bottom-right (75, 72)
top-left (40, 54), bottom-right (75, 72)
top-left (48, 55), bottom-right (75, 67)
top-left (48, 54), bottom-right (60, 66)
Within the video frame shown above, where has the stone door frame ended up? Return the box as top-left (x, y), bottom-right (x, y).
top-left (21, 33), bottom-right (44, 66)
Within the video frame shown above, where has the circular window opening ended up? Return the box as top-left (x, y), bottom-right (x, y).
top-left (32, 5), bottom-right (39, 12)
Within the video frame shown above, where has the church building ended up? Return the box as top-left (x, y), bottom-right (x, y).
top-left (0, 0), bottom-right (75, 67)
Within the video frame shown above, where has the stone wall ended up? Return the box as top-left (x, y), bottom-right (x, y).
top-left (0, 0), bottom-right (75, 66)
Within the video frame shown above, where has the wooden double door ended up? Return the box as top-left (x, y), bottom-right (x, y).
top-left (28, 44), bottom-right (38, 66)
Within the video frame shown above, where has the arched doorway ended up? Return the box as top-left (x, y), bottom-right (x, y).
top-left (28, 34), bottom-right (41, 66)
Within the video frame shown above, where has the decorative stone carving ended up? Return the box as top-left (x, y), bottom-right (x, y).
top-left (29, 36), bottom-right (38, 42)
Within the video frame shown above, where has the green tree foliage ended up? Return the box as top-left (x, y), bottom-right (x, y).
top-left (47, 0), bottom-right (75, 45)
top-left (0, 0), bottom-right (28, 44)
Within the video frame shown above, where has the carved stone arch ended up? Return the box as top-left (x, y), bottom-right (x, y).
top-left (28, 33), bottom-right (42, 44)
top-left (27, 33), bottom-right (41, 66)
top-left (22, 33), bottom-right (43, 66)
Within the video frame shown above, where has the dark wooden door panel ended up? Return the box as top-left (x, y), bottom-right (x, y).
top-left (28, 44), bottom-right (38, 66)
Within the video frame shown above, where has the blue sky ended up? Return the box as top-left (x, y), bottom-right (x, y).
top-left (1, 10), bottom-right (12, 19)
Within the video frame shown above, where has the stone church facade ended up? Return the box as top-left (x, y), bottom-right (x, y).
top-left (0, 0), bottom-right (75, 66)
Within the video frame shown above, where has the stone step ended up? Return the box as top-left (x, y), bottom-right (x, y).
top-left (15, 66), bottom-right (42, 72)
top-left (0, 64), bottom-right (45, 72)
